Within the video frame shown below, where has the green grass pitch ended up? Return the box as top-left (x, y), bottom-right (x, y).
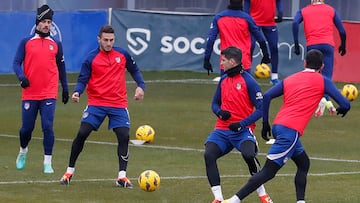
top-left (0, 71), bottom-right (359, 202)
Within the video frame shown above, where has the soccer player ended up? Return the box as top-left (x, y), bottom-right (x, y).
top-left (13, 4), bottom-right (69, 174)
top-left (204, 46), bottom-right (272, 203)
top-left (292, 0), bottom-right (346, 117)
top-left (203, 0), bottom-right (270, 75)
top-left (59, 25), bottom-right (145, 187)
top-left (244, 0), bottom-right (283, 85)
top-left (222, 49), bottom-right (350, 203)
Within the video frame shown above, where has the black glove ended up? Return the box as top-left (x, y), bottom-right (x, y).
top-left (203, 58), bottom-right (213, 75)
top-left (275, 12), bottom-right (283, 23)
top-left (338, 44), bottom-right (346, 56)
top-left (294, 43), bottom-right (300, 55)
top-left (229, 122), bottom-right (242, 132)
top-left (217, 110), bottom-right (231, 121)
top-left (336, 107), bottom-right (348, 117)
top-left (20, 77), bottom-right (30, 88)
top-left (62, 90), bottom-right (69, 104)
top-left (261, 121), bottom-right (271, 141)
top-left (261, 54), bottom-right (271, 64)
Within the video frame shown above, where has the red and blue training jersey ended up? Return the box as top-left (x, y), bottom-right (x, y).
top-left (212, 71), bottom-right (263, 131)
top-left (292, 3), bottom-right (346, 47)
top-left (74, 47), bottom-right (145, 108)
top-left (13, 34), bottom-right (68, 100)
top-left (262, 69), bottom-right (350, 135)
top-left (244, 0), bottom-right (278, 26)
top-left (205, 9), bottom-right (266, 70)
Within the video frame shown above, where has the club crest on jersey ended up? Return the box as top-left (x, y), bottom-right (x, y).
top-left (24, 102), bottom-right (30, 110)
top-left (115, 57), bottom-right (121, 63)
top-left (256, 92), bottom-right (263, 100)
top-left (236, 83), bottom-right (241, 90)
top-left (49, 44), bottom-right (54, 51)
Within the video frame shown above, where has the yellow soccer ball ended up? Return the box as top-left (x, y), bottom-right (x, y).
top-left (254, 63), bottom-right (271, 79)
top-left (135, 125), bottom-right (155, 143)
top-left (138, 170), bottom-right (161, 192)
top-left (341, 84), bottom-right (358, 102)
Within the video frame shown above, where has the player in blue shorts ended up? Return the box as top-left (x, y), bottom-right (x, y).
top-left (222, 49), bottom-right (350, 203)
top-left (204, 46), bottom-right (272, 203)
top-left (244, 0), bottom-right (283, 85)
top-left (292, 0), bottom-right (347, 117)
top-left (59, 25), bottom-right (145, 187)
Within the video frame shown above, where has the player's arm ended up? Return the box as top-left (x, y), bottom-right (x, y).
top-left (212, 76), bottom-right (233, 121)
top-left (204, 17), bottom-right (219, 61)
top-left (239, 74), bottom-right (264, 128)
top-left (124, 51), bottom-right (145, 91)
top-left (323, 78), bottom-right (350, 116)
top-left (13, 38), bottom-right (31, 88)
top-left (333, 10), bottom-right (346, 56)
top-left (276, 0), bottom-right (283, 13)
top-left (333, 10), bottom-right (346, 41)
top-left (72, 59), bottom-right (92, 103)
top-left (122, 49), bottom-right (145, 100)
top-left (262, 81), bottom-right (284, 122)
top-left (56, 41), bottom-right (68, 91)
top-left (74, 58), bottom-right (92, 96)
top-left (276, 0), bottom-right (283, 22)
top-left (247, 16), bottom-right (270, 63)
top-left (243, 0), bottom-right (250, 14)
top-left (211, 79), bottom-right (223, 116)
top-left (13, 39), bottom-right (26, 81)
top-left (292, 10), bottom-right (303, 46)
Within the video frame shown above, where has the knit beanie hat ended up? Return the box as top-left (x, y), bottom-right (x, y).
top-left (36, 5), bottom-right (53, 25)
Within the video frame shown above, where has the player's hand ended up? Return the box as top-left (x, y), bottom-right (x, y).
top-left (336, 107), bottom-right (349, 117)
top-left (338, 44), bottom-right (346, 56)
top-left (261, 54), bottom-right (271, 64)
top-left (261, 121), bottom-right (272, 141)
top-left (72, 92), bottom-right (80, 103)
top-left (134, 87), bottom-right (144, 101)
top-left (294, 43), bottom-right (300, 55)
top-left (203, 58), bottom-right (213, 75)
top-left (217, 110), bottom-right (231, 121)
top-left (275, 11), bottom-right (283, 23)
top-left (228, 122), bottom-right (242, 132)
top-left (20, 77), bottom-right (30, 88)
top-left (62, 90), bottom-right (69, 104)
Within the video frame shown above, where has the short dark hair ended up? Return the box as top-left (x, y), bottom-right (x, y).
top-left (221, 46), bottom-right (242, 64)
top-left (305, 49), bottom-right (323, 70)
top-left (98, 25), bottom-right (115, 37)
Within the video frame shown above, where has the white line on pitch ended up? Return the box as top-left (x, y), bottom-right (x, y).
top-left (1, 171), bottom-right (360, 185)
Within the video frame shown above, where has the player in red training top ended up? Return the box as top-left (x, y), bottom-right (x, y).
top-left (203, 0), bottom-right (270, 75)
top-left (222, 49), bottom-right (350, 203)
top-left (244, 0), bottom-right (283, 85)
top-left (204, 46), bottom-right (273, 203)
top-left (13, 4), bottom-right (69, 174)
top-left (59, 25), bottom-right (145, 188)
top-left (292, 0), bottom-right (346, 117)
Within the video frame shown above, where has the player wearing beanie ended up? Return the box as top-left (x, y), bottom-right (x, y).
top-left (13, 4), bottom-right (69, 174)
